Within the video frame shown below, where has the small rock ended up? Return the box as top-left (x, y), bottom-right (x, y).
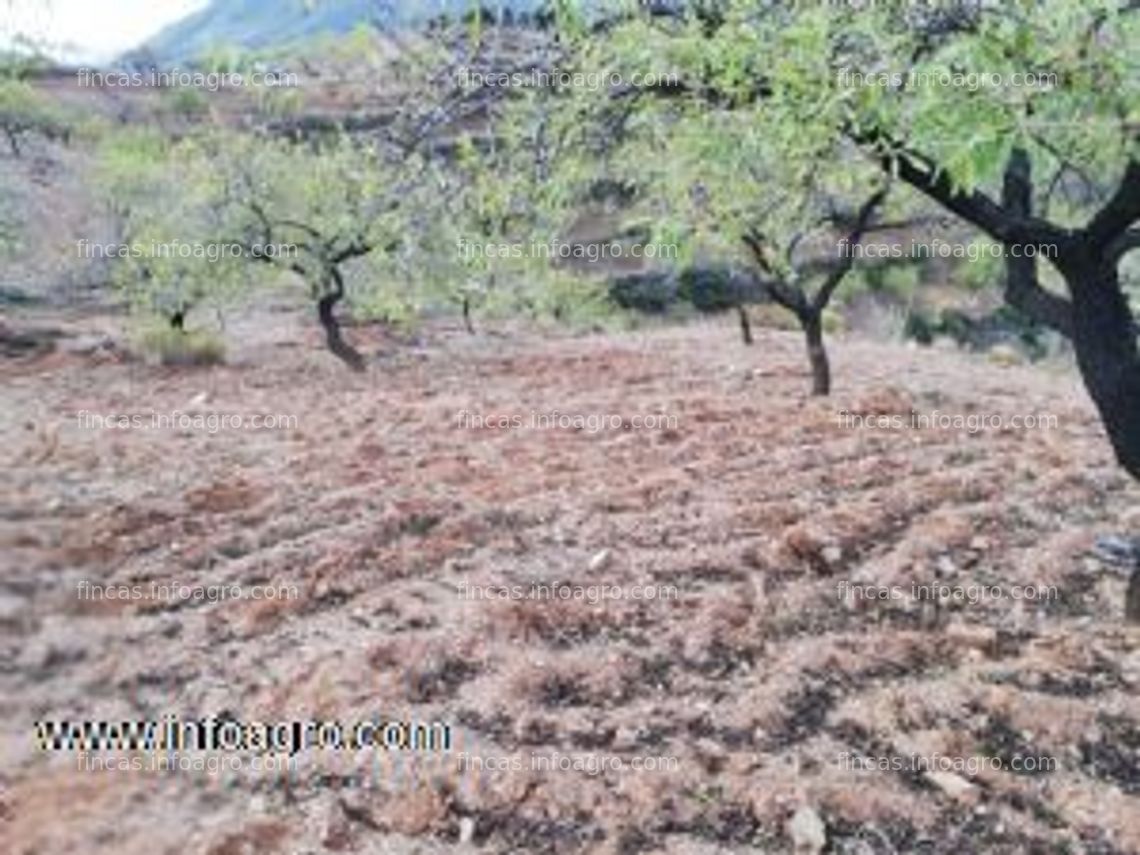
top-left (821, 545), bottom-right (843, 565)
top-left (946, 622), bottom-right (997, 653)
top-left (458, 816), bottom-right (476, 844)
top-left (0, 594), bottom-right (26, 623)
top-left (787, 805), bottom-right (827, 854)
top-left (694, 737), bottom-right (726, 767)
top-left (613, 727), bottom-right (639, 751)
top-left (62, 334), bottom-right (114, 355)
top-left (927, 770), bottom-right (976, 800)
top-left (588, 549), bottom-right (611, 572)
top-left (987, 344), bottom-right (1025, 367)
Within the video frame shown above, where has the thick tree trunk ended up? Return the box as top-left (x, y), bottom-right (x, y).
top-left (1002, 149), bottom-right (1073, 338)
top-left (737, 304), bottom-right (753, 345)
top-left (1062, 261), bottom-right (1140, 480)
top-left (802, 310), bottom-right (830, 396)
top-left (316, 274), bottom-right (366, 372)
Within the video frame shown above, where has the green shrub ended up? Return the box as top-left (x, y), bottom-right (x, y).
top-left (136, 324), bottom-right (225, 366)
top-left (822, 308), bottom-right (845, 334)
top-left (163, 87), bottom-right (209, 118)
top-left (749, 304), bottom-right (801, 331)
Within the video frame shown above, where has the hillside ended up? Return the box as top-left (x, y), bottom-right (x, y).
top-left (131, 0), bottom-right (546, 64)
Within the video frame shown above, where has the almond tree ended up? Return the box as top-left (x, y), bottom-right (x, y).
top-left (416, 76), bottom-right (596, 332)
top-left (93, 129), bottom-right (246, 332)
top-left (609, 97), bottom-right (894, 395)
top-left (741, 188), bottom-right (887, 395)
top-left (216, 131), bottom-right (421, 371)
top-left (569, 0), bottom-right (1140, 616)
top-left (572, 0), bottom-right (1140, 475)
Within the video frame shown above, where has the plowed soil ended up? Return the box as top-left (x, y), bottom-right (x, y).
top-left (2, 315), bottom-right (1138, 854)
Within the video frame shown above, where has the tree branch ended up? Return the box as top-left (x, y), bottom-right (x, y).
top-left (847, 123), bottom-right (1071, 252)
top-left (1107, 227), bottom-right (1140, 263)
top-left (812, 187), bottom-right (888, 313)
top-left (1087, 159), bottom-right (1140, 253)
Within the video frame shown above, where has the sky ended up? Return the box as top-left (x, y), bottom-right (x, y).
top-left (0, 0), bottom-right (207, 64)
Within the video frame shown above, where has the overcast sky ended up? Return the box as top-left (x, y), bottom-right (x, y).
top-left (1, 0), bottom-right (207, 63)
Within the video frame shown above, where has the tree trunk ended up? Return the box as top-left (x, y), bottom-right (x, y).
top-left (1002, 148), bottom-right (1073, 338)
top-left (1062, 261), bottom-right (1140, 480)
top-left (802, 310), bottom-right (830, 396)
top-left (737, 304), bottom-right (753, 345)
top-left (316, 273), bottom-right (366, 372)
top-left (1127, 566), bottom-right (1140, 623)
top-left (462, 295), bottom-right (475, 334)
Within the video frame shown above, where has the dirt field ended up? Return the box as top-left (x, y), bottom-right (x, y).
top-left (2, 313), bottom-right (1138, 854)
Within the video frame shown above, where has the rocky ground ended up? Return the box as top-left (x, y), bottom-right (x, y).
top-left (1, 312), bottom-right (1138, 854)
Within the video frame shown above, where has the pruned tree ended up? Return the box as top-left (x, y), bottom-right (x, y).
top-left (215, 131), bottom-right (426, 371)
top-left (600, 91), bottom-right (894, 393)
top-left (742, 188), bottom-right (887, 395)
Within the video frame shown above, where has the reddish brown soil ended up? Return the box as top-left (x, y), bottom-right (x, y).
top-left (1, 315), bottom-right (1138, 854)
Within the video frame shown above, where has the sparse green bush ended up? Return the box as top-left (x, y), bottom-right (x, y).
top-left (136, 324), bottom-right (225, 367)
top-left (255, 87), bottom-right (303, 120)
top-left (749, 304), bottom-right (801, 331)
top-left (162, 87), bottom-right (209, 119)
top-left (822, 308), bottom-right (845, 335)
top-left (848, 264), bottom-right (921, 301)
top-left (959, 243), bottom-right (1005, 291)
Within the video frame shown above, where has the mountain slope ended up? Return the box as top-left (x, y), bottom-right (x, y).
top-left (131, 0), bottom-right (545, 64)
